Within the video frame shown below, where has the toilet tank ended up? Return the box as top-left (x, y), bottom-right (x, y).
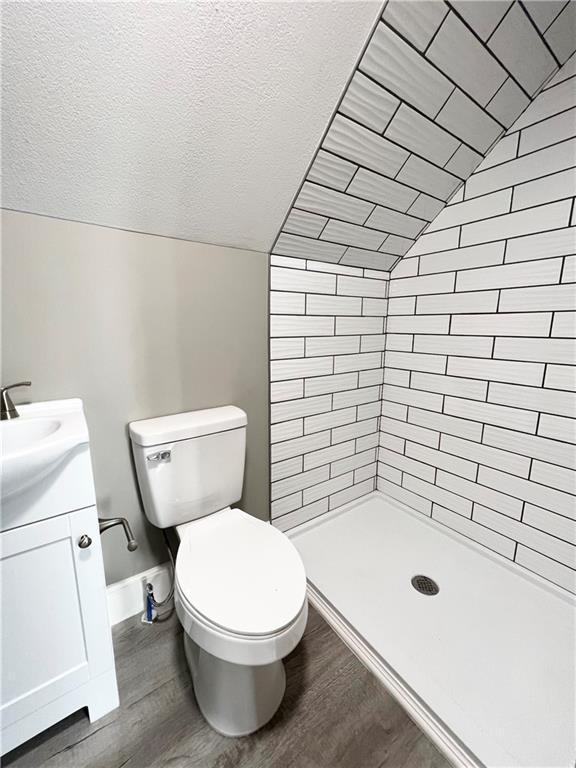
top-left (129, 406), bottom-right (247, 528)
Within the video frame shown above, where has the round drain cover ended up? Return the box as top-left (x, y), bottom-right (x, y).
top-left (411, 575), bottom-right (439, 595)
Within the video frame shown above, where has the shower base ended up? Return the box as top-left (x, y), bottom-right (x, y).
top-left (290, 492), bottom-right (575, 768)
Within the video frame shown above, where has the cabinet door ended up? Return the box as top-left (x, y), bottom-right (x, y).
top-left (0, 507), bottom-right (114, 729)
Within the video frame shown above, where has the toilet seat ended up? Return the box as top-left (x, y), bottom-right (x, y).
top-left (174, 508), bottom-right (308, 665)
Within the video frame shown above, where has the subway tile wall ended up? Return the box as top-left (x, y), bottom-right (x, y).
top-left (378, 58), bottom-right (576, 593)
top-left (271, 0), bottom-right (574, 273)
top-left (270, 257), bottom-right (388, 531)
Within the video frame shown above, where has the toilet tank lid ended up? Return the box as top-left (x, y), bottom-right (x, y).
top-left (129, 406), bottom-right (247, 447)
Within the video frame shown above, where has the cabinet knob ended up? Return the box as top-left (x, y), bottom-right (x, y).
top-left (78, 534), bottom-right (92, 549)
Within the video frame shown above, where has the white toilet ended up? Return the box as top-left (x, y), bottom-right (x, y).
top-left (129, 406), bottom-right (308, 736)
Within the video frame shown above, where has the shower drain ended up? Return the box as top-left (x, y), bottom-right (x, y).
top-left (411, 575), bottom-right (439, 595)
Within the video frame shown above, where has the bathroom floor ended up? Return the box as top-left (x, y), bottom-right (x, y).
top-left (4, 606), bottom-right (450, 768)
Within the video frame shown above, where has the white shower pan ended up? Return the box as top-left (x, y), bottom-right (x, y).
top-left (290, 492), bottom-right (575, 768)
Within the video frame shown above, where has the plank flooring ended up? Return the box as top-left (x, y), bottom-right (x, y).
top-left (5, 606), bottom-right (452, 768)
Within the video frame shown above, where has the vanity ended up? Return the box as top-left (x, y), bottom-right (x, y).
top-left (0, 399), bottom-right (119, 755)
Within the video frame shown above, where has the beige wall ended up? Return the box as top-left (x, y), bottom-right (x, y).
top-left (2, 211), bottom-right (270, 583)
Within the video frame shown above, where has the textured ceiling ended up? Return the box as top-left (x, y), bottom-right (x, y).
top-left (272, 0), bottom-right (576, 271)
top-left (1, 1), bottom-right (382, 252)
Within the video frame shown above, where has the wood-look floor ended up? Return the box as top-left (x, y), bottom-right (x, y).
top-left (5, 606), bottom-right (452, 768)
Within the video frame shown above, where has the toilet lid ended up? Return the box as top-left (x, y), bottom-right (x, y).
top-left (175, 508), bottom-right (307, 636)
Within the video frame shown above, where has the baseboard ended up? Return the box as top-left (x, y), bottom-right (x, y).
top-left (106, 561), bottom-right (172, 626)
top-left (306, 582), bottom-right (481, 768)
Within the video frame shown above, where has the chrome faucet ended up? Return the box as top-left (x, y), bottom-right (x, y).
top-left (1, 382), bottom-right (32, 420)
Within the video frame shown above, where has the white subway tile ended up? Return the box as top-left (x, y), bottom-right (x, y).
top-left (305, 372), bottom-right (358, 397)
top-left (386, 334), bottom-right (413, 352)
top-left (406, 441), bottom-right (477, 481)
top-left (404, 474), bottom-right (473, 517)
top-left (270, 380), bottom-right (303, 403)
top-left (530, 460), bottom-right (575, 494)
top-left (333, 385), bottom-right (380, 409)
top-left (378, 464), bottom-right (403, 484)
top-left (271, 356), bottom-right (332, 382)
top-left (284, 209), bottom-right (327, 238)
top-left (442, 433), bottom-right (530, 477)
top-left (466, 139), bottom-right (576, 198)
top-left (412, 371), bottom-right (487, 400)
top-left (432, 504), bottom-right (515, 558)
top-left (381, 400), bottom-right (408, 421)
top-left (379, 432), bottom-right (405, 453)
top-left (274, 233), bottom-right (345, 262)
top-left (419, 241), bottom-right (505, 275)
top-left (358, 401), bottom-right (380, 420)
top-left (405, 227), bottom-right (460, 257)
top-left (271, 254), bottom-right (306, 269)
top-left (340, 71), bottom-right (400, 133)
top-left (273, 499), bottom-right (329, 531)
top-left (336, 316), bottom-right (384, 335)
top-left (552, 311), bottom-right (576, 337)
top-left (387, 315), bottom-right (450, 334)
top-left (337, 274), bottom-right (388, 298)
top-left (409, 407), bottom-right (483, 442)
top-left (271, 456), bottom-right (303, 483)
top-left (306, 335), bottom-right (359, 357)
top-left (384, 367), bottom-right (411, 386)
top-left (383, 0), bottom-right (448, 51)
top-left (303, 441), bottom-right (355, 471)
top-left (386, 350), bottom-right (446, 374)
top-left (438, 470), bottom-right (523, 519)
top-left (451, 312), bottom-right (552, 336)
top-left (512, 168), bottom-right (576, 212)
top-left (494, 337), bottom-right (575, 364)
top-left (271, 419), bottom-right (303, 444)
top-left (380, 415), bottom-right (439, 448)
top-left (271, 431), bottom-right (331, 463)
top-left (332, 448), bottom-right (377, 477)
top-left (271, 394), bottom-right (331, 424)
top-left (417, 290), bottom-right (499, 314)
top-left (270, 291), bottom-right (306, 314)
top-left (461, 200), bottom-right (572, 246)
top-left (489, 381), bottom-right (576, 418)
top-left (334, 352), bottom-right (382, 374)
top-left (383, 383), bottom-right (443, 413)
top-left (363, 298), bottom-right (388, 316)
top-left (296, 181), bottom-right (372, 224)
top-left (304, 407), bottom-right (356, 435)
top-left (307, 294), bottom-right (362, 316)
top-left (389, 272), bottom-right (455, 297)
top-left (499, 283), bottom-right (576, 312)
top-left (271, 315), bottom-right (334, 338)
top-left (271, 491), bottom-right (302, 519)
top-left (456, 258), bottom-right (562, 292)
top-left (447, 357), bottom-right (544, 386)
top-left (413, 334), bottom-right (493, 357)
top-left (427, 190), bottom-right (512, 233)
top-left (545, 364), bottom-right (576, 391)
top-left (271, 466), bottom-right (329, 502)
top-left (271, 266), bottom-right (335, 294)
top-left (377, 477), bottom-right (432, 515)
top-left (307, 260), bottom-right (363, 277)
top-left (505, 226), bottom-right (576, 264)
top-left (474, 505), bottom-right (575, 567)
top-left (359, 368), bottom-right (384, 387)
top-left (330, 478), bottom-right (375, 509)
top-left (307, 150), bottom-right (356, 192)
top-left (323, 114), bottom-right (408, 178)
top-left (445, 396), bottom-right (538, 433)
top-left (391, 257), bottom-right (419, 279)
top-left (304, 472), bottom-right (354, 505)
top-left (484, 424), bottom-right (576, 470)
top-left (361, 334), bottom-right (387, 352)
top-left (478, 466), bottom-right (575, 518)
top-left (271, 338), bottom-right (305, 360)
top-left (523, 504), bottom-right (576, 544)
top-left (538, 413), bottom-right (576, 444)
top-left (519, 108), bottom-right (576, 155)
top-left (333, 418), bottom-right (378, 445)
top-left (378, 447), bottom-right (435, 483)
top-left (388, 296), bottom-right (416, 315)
top-left (515, 546), bottom-right (576, 593)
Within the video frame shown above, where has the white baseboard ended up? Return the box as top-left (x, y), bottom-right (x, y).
top-left (307, 583), bottom-right (480, 768)
top-left (106, 561), bottom-right (172, 626)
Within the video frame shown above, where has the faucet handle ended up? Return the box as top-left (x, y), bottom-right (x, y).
top-left (1, 381), bottom-right (31, 420)
top-left (1, 381), bottom-right (32, 393)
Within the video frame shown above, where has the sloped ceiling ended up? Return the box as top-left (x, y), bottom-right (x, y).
top-left (1, 1), bottom-right (382, 252)
top-left (272, 0), bottom-right (576, 272)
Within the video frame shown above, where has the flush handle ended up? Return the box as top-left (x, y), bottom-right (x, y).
top-left (147, 450), bottom-right (171, 465)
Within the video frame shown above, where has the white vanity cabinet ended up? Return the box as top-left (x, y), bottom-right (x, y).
top-left (0, 400), bottom-right (119, 756)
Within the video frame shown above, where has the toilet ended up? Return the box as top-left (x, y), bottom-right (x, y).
top-left (129, 406), bottom-right (308, 736)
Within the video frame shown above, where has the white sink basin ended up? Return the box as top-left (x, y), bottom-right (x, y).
top-left (0, 401), bottom-right (89, 500)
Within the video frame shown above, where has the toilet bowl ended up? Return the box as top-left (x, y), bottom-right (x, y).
top-left (174, 508), bottom-right (307, 735)
top-left (129, 406), bottom-right (308, 736)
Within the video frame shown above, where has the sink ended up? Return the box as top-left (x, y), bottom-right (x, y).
top-left (0, 400), bottom-right (89, 500)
